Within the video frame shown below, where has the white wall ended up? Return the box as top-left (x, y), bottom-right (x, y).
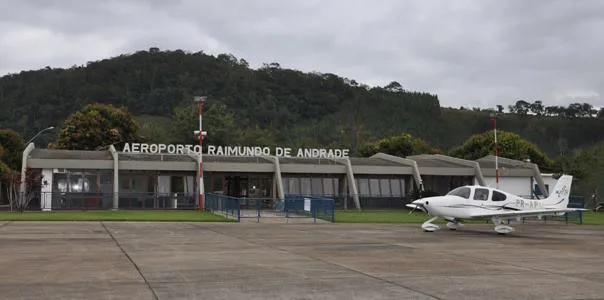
top-left (540, 174), bottom-right (558, 197)
top-left (41, 169), bottom-right (53, 211)
top-left (480, 176), bottom-right (532, 198)
top-left (474, 174), bottom-right (559, 198)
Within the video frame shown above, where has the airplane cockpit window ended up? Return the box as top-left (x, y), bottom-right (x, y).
top-left (447, 186), bottom-right (471, 199)
top-left (473, 188), bottom-right (490, 201)
top-left (492, 191), bottom-right (507, 202)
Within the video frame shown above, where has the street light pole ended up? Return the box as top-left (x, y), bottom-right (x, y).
top-left (193, 96), bottom-right (207, 210)
top-left (26, 126), bottom-right (55, 144)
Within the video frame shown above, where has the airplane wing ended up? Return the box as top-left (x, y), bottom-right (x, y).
top-left (468, 208), bottom-right (588, 219)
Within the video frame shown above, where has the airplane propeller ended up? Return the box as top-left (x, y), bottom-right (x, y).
top-left (407, 202), bottom-right (426, 214)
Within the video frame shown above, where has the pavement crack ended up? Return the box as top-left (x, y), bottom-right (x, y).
top-left (101, 222), bottom-right (160, 300)
top-left (0, 221), bottom-right (11, 229)
top-left (198, 224), bottom-right (443, 300)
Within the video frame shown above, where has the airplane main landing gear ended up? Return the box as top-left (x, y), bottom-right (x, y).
top-left (422, 216), bottom-right (440, 232)
top-left (492, 217), bottom-right (515, 235)
top-left (446, 219), bottom-right (463, 230)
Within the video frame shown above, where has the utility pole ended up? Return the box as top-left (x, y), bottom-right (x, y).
top-left (193, 96), bottom-right (207, 210)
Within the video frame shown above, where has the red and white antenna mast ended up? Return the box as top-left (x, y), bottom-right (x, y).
top-left (491, 114), bottom-right (499, 189)
top-left (193, 96), bottom-right (207, 210)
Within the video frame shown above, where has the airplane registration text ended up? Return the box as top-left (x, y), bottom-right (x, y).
top-left (514, 199), bottom-right (544, 209)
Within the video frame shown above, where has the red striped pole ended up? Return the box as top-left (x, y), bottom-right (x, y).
top-left (491, 116), bottom-right (499, 189)
top-left (197, 99), bottom-right (205, 210)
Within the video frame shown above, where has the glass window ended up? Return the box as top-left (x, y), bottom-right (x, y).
top-left (282, 177), bottom-right (289, 194)
top-left (447, 186), bottom-right (471, 199)
top-left (492, 191), bottom-right (507, 202)
top-left (369, 179), bottom-right (380, 196)
top-left (311, 178), bottom-right (323, 195)
top-left (212, 176), bottom-right (223, 192)
top-left (473, 188), bottom-right (489, 201)
top-left (300, 177), bottom-right (311, 195)
top-left (288, 177), bottom-right (299, 194)
top-left (390, 179), bottom-right (402, 196)
top-left (54, 171), bottom-right (103, 193)
top-left (323, 178), bottom-right (334, 195)
top-left (358, 178), bottom-right (370, 195)
top-left (379, 179), bottom-right (390, 197)
top-left (333, 178), bottom-right (340, 196)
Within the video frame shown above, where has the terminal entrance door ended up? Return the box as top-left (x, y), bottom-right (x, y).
top-left (222, 174), bottom-right (273, 209)
top-left (225, 175), bottom-right (248, 198)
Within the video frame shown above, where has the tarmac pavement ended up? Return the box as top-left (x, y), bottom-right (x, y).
top-left (1, 220), bottom-right (604, 299)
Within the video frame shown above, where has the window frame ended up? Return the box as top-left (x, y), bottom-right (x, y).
top-left (446, 186), bottom-right (471, 199)
top-left (472, 188), bottom-right (490, 201)
top-left (492, 190), bottom-right (507, 202)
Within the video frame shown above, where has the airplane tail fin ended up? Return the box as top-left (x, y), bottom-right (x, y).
top-left (543, 175), bottom-right (573, 208)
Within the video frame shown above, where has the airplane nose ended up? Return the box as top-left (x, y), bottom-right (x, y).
top-left (412, 199), bottom-right (427, 205)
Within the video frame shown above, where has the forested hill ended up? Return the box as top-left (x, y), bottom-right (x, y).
top-left (1, 47), bottom-right (603, 156)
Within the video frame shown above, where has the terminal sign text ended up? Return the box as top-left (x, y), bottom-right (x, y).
top-left (121, 143), bottom-right (349, 158)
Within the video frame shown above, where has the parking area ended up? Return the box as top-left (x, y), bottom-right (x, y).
top-left (1, 220), bottom-right (604, 299)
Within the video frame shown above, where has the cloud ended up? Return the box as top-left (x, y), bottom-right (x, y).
top-left (1, 0), bottom-right (603, 109)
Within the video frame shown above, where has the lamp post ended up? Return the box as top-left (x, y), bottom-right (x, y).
top-left (193, 96), bottom-right (207, 210)
top-left (490, 113), bottom-right (499, 189)
top-left (26, 126), bottom-right (55, 144)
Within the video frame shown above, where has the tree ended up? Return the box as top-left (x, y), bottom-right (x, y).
top-left (136, 116), bottom-right (173, 144)
top-left (551, 143), bottom-right (604, 204)
top-left (0, 128), bottom-right (24, 171)
top-left (508, 100), bottom-right (530, 115)
top-left (54, 103), bottom-right (144, 150)
top-left (169, 101), bottom-right (239, 147)
top-left (448, 130), bottom-right (552, 168)
top-left (358, 133), bottom-right (441, 157)
top-left (384, 81), bottom-right (404, 92)
top-left (1, 167), bottom-right (43, 212)
top-left (529, 100), bottom-right (544, 116)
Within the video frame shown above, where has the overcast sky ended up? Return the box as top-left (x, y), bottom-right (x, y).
top-left (1, 0), bottom-right (603, 109)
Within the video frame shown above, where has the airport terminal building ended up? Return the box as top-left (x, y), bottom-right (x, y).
top-left (18, 142), bottom-right (557, 211)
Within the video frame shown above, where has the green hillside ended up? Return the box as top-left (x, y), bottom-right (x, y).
top-left (2, 47), bottom-right (604, 202)
top-left (0, 47), bottom-right (603, 156)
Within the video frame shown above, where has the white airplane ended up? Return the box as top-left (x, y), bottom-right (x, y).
top-left (406, 175), bottom-right (587, 234)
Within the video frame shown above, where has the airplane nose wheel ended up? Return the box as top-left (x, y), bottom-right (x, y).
top-left (422, 216), bottom-right (440, 232)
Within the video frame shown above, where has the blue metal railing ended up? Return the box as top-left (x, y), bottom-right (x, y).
top-left (204, 193), bottom-right (240, 222)
top-left (202, 193), bottom-right (336, 223)
top-left (284, 194), bottom-right (335, 223)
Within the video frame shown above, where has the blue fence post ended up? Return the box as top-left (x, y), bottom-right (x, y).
top-left (312, 199), bottom-right (316, 223)
top-left (331, 199), bottom-right (335, 223)
top-left (237, 199), bottom-right (241, 222)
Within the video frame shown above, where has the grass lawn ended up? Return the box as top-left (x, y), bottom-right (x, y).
top-left (0, 210), bottom-right (231, 222)
top-left (581, 212), bottom-right (604, 225)
top-left (334, 209), bottom-right (604, 225)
